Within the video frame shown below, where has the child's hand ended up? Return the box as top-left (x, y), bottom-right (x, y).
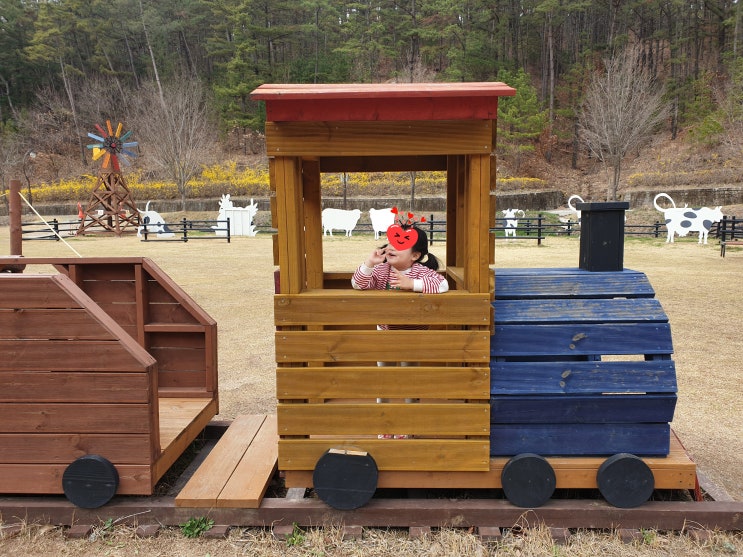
top-left (389, 268), bottom-right (413, 290)
top-left (365, 247), bottom-right (386, 268)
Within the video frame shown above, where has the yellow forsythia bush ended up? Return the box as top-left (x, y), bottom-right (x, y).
top-left (31, 164), bottom-right (547, 203)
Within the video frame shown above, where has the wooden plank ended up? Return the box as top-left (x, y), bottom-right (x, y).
top-left (273, 156), bottom-right (305, 294)
top-left (147, 302), bottom-right (199, 324)
top-left (493, 298), bottom-right (668, 324)
top-left (277, 403), bottom-right (489, 436)
top-left (83, 302), bottom-right (138, 327)
top-left (78, 278), bottom-right (136, 304)
top-left (491, 323), bottom-right (674, 357)
top-left (158, 370), bottom-right (208, 390)
top-left (72, 263), bottom-right (136, 282)
top-left (251, 82), bottom-right (515, 122)
top-left (0, 372), bottom-right (151, 403)
top-left (0, 403), bottom-right (152, 433)
top-left (0, 464), bottom-right (153, 495)
top-left (0, 276), bottom-right (82, 309)
top-left (149, 346), bottom-right (206, 372)
top-left (265, 120), bottom-right (492, 157)
top-left (175, 414), bottom-right (266, 507)
top-left (279, 438), bottom-right (490, 471)
top-left (0, 309), bottom-right (116, 339)
top-left (283, 433), bottom-right (696, 490)
top-left (218, 415), bottom-right (279, 508)
top-left (490, 361), bottom-right (678, 394)
top-left (154, 397), bottom-right (218, 485)
top-left (277, 366), bottom-right (490, 399)
top-left (274, 291), bottom-right (491, 326)
top-left (464, 153), bottom-right (491, 293)
top-left (490, 394), bottom-right (677, 423)
top-left (494, 269), bottom-right (655, 299)
top-left (148, 331), bottom-right (207, 348)
top-left (277, 330), bottom-right (490, 363)
top-left (141, 259), bottom-right (217, 326)
top-left (302, 158), bottom-right (324, 290)
top-left (320, 155), bottom-right (448, 173)
top-left (0, 339), bottom-right (155, 371)
top-left (158, 398), bottom-right (216, 450)
top-left (490, 423), bottom-right (671, 456)
top-left (0, 434), bottom-right (152, 464)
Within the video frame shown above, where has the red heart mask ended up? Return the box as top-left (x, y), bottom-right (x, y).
top-left (386, 224), bottom-right (418, 250)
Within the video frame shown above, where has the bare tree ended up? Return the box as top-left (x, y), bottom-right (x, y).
top-left (131, 78), bottom-right (217, 211)
top-left (579, 47), bottom-right (669, 200)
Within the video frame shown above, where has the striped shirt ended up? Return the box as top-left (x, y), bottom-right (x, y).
top-left (351, 262), bottom-right (449, 330)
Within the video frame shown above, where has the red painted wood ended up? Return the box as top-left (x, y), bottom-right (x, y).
top-left (251, 82), bottom-right (516, 122)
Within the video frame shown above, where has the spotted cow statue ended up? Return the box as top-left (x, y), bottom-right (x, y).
top-left (654, 193), bottom-right (723, 245)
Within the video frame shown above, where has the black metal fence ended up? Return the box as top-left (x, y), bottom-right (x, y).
top-left (139, 218), bottom-right (231, 242)
top-left (21, 214), bottom-right (739, 246)
top-left (20, 219), bottom-right (80, 240)
top-left (20, 218), bottom-right (235, 242)
top-left (713, 215), bottom-right (743, 241)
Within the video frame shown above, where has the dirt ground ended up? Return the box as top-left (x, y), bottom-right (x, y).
top-left (1, 223), bottom-right (741, 555)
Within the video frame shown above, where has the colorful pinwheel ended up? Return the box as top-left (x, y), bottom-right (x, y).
top-left (86, 120), bottom-right (138, 172)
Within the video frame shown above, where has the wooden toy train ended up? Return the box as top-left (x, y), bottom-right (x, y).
top-left (0, 83), bottom-right (696, 511)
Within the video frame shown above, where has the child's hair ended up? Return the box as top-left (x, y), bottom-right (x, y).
top-left (410, 226), bottom-right (439, 271)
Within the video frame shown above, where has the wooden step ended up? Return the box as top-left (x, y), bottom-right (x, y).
top-left (175, 414), bottom-right (277, 508)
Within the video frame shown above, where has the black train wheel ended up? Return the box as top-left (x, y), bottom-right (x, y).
top-left (62, 455), bottom-right (119, 509)
top-left (312, 448), bottom-right (378, 510)
top-left (597, 453), bottom-right (655, 508)
top-left (501, 453), bottom-right (556, 508)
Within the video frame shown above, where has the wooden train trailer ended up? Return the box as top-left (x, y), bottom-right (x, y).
top-left (0, 253), bottom-right (218, 508)
top-left (251, 83), bottom-right (697, 511)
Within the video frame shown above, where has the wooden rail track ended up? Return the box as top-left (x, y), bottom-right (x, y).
top-left (1, 419), bottom-right (740, 533)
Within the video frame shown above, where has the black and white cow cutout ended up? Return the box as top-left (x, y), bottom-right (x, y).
top-left (502, 209), bottom-right (525, 237)
top-left (137, 201), bottom-right (175, 238)
top-left (654, 193), bottom-right (723, 244)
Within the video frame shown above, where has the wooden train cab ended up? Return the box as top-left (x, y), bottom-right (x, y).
top-left (251, 83), bottom-right (696, 510)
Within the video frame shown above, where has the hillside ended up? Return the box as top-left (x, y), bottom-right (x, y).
top-left (510, 130), bottom-right (743, 217)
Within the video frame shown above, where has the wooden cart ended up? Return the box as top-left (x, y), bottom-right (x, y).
top-left (0, 257), bottom-right (217, 507)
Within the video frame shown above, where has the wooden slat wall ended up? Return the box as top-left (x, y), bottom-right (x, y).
top-left (56, 259), bottom-right (218, 400)
top-left (0, 259), bottom-right (219, 496)
top-left (0, 274), bottom-right (159, 495)
top-left (490, 268), bottom-right (679, 457)
top-left (275, 290), bottom-right (492, 472)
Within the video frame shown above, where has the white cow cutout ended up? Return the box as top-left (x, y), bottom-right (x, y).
top-left (654, 193), bottom-right (723, 244)
top-left (322, 208), bottom-right (361, 237)
top-left (137, 201), bottom-right (175, 238)
top-left (213, 194), bottom-right (258, 236)
top-left (501, 208), bottom-right (525, 237)
top-left (369, 207), bottom-right (396, 240)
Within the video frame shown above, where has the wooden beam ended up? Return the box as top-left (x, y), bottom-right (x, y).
top-left (265, 120), bottom-right (492, 157)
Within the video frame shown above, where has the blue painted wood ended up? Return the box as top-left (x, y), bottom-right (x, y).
top-left (494, 298), bottom-right (668, 324)
top-left (488, 267), bottom-right (676, 459)
top-left (490, 394), bottom-right (677, 423)
top-left (490, 423), bottom-right (671, 456)
top-left (490, 360), bottom-right (678, 394)
top-left (494, 269), bottom-right (655, 299)
top-left (491, 323), bottom-right (674, 357)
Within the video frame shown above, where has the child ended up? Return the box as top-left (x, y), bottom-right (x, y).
top-left (351, 219), bottom-right (448, 438)
top-left (351, 225), bottom-right (448, 307)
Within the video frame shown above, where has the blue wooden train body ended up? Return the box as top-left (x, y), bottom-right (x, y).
top-left (490, 268), bottom-right (677, 457)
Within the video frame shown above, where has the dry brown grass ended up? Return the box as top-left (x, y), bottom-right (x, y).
top-left (1, 223), bottom-right (742, 555)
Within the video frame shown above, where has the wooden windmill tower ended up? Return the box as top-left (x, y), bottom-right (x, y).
top-left (77, 120), bottom-right (140, 236)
